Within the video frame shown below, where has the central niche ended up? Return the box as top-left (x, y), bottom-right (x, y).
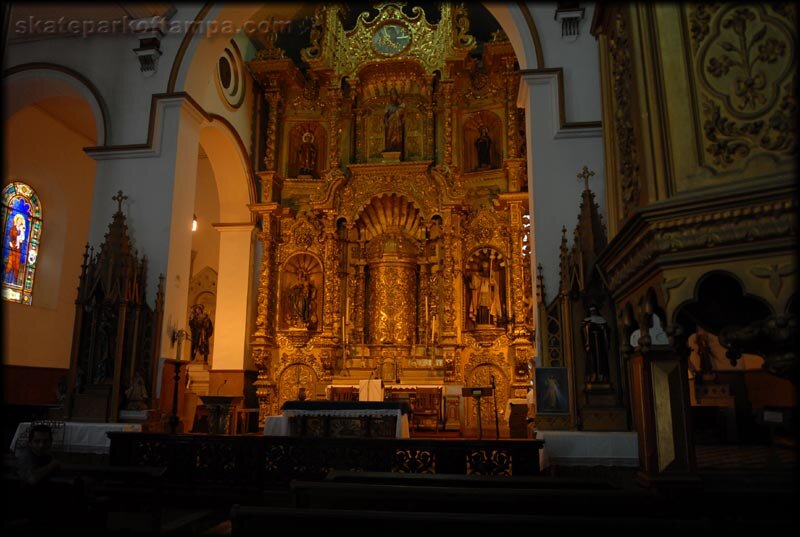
top-left (357, 193), bottom-right (424, 345)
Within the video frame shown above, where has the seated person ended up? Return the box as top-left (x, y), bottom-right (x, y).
top-left (15, 423), bottom-right (86, 528)
top-left (16, 423), bottom-right (61, 486)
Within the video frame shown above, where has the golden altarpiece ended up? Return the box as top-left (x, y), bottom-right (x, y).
top-left (246, 3), bottom-right (534, 432)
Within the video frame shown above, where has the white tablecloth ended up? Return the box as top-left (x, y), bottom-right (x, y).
top-left (264, 409), bottom-right (410, 438)
top-left (537, 430), bottom-right (638, 468)
top-left (10, 422), bottom-right (142, 454)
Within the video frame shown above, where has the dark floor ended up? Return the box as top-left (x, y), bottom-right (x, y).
top-left (4, 442), bottom-right (796, 535)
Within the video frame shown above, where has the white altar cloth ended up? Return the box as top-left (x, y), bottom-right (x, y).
top-left (10, 421), bottom-right (142, 454)
top-left (537, 430), bottom-right (638, 468)
top-left (264, 408), bottom-right (410, 438)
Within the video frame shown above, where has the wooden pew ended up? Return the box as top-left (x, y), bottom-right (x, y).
top-left (230, 505), bottom-right (710, 533)
top-left (288, 479), bottom-right (686, 518)
top-left (324, 469), bottom-right (618, 489)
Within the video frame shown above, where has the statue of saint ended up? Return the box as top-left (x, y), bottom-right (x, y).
top-left (474, 125), bottom-right (492, 170)
top-left (383, 89), bottom-right (405, 152)
top-left (124, 371), bottom-right (149, 410)
top-left (468, 261), bottom-right (502, 326)
top-left (581, 305), bottom-right (610, 383)
top-left (289, 270), bottom-right (317, 329)
top-left (296, 131), bottom-right (317, 178)
top-left (189, 304), bottom-right (214, 362)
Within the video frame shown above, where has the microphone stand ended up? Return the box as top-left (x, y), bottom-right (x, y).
top-left (491, 375), bottom-right (500, 440)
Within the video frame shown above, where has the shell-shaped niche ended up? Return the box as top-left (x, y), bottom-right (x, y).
top-left (356, 193), bottom-right (424, 241)
top-left (280, 253), bottom-right (323, 331)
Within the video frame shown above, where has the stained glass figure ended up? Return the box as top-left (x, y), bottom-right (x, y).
top-left (2, 182), bottom-right (42, 305)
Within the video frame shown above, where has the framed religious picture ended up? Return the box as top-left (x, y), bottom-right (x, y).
top-left (535, 367), bottom-right (569, 414)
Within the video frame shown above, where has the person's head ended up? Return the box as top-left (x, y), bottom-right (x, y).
top-left (302, 131), bottom-right (313, 143)
top-left (481, 261), bottom-right (489, 273)
top-left (28, 424), bottom-right (53, 456)
top-left (479, 126), bottom-right (488, 137)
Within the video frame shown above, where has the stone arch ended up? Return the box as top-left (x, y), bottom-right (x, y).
top-left (199, 118), bottom-right (255, 222)
top-left (4, 63), bottom-right (108, 145)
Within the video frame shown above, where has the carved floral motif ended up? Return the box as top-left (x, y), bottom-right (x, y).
top-left (609, 10), bottom-right (640, 218)
top-left (689, 4), bottom-right (796, 168)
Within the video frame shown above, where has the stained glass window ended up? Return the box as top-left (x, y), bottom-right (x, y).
top-left (2, 182), bottom-right (43, 305)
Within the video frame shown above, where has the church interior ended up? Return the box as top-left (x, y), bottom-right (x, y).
top-left (2, 2), bottom-right (797, 532)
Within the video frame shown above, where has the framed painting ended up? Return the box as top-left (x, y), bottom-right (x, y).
top-left (535, 367), bottom-right (569, 414)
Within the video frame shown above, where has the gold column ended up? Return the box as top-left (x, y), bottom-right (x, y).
top-left (504, 62), bottom-right (520, 160)
top-left (251, 210), bottom-right (279, 423)
top-left (322, 211), bottom-right (339, 334)
top-left (441, 80), bottom-right (454, 166)
top-left (366, 234), bottom-right (418, 345)
top-left (263, 90), bottom-right (281, 171)
top-left (326, 86), bottom-right (343, 170)
top-left (354, 238), bottom-right (367, 344)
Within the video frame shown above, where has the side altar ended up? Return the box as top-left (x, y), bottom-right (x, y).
top-left (247, 4), bottom-right (535, 435)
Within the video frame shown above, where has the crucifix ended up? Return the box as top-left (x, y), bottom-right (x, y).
top-left (576, 165), bottom-right (595, 191)
top-left (112, 190), bottom-right (128, 213)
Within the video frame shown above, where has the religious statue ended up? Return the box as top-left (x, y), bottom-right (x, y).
top-left (688, 330), bottom-right (716, 382)
top-left (296, 131), bottom-right (317, 178)
top-left (383, 88), bottom-right (405, 153)
top-left (468, 261), bottom-right (502, 326)
top-left (124, 371), bottom-right (149, 410)
top-left (4, 213), bottom-right (26, 285)
top-left (288, 270), bottom-right (317, 329)
top-left (189, 303), bottom-right (214, 362)
top-left (581, 304), bottom-right (610, 383)
top-left (474, 125), bottom-right (492, 170)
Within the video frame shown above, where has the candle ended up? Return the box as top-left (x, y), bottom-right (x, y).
top-left (176, 331), bottom-right (183, 361)
top-left (425, 296), bottom-right (429, 346)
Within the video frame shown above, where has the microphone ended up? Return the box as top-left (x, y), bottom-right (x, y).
top-left (368, 369), bottom-right (374, 380)
top-left (216, 379), bottom-right (228, 395)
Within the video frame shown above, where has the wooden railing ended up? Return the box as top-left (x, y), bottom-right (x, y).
top-left (108, 433), bottom-right (543, 488)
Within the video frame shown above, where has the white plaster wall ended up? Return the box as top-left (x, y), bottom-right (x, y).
top-left (191, 154), bottom-right (221, 278)
top-left (520, 2), bottom-right (607, 305)
top-left (3, 104), bottom-right (96, 368)
top-left (86, 101), bottom-right (202, 357)
top-left (525, 90), bottom-right (606, 300)
top-left (526, 2), bottom-right (601, 122)
top-left (4, 4), bottom-right (205, 146)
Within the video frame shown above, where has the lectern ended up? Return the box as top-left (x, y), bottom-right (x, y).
top-left (462, 387), bottom-right (494, 439)
top-left (199, 395), bottom-right (242, 435)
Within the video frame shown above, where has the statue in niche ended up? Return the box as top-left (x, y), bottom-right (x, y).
top-left (383, 88), bottom-right (405, 153)
top-left (296, 131), bottom-right (318, 178)
top-left (468, 261), bottom-right (502, 326)
top-left (288, 270), bottom-right (317, 329)
top-left (581, 304), bottom-right (610, 383)
top-left (189, 303), bottom-right (214, 362)
top-left (474, 125), bottom-right (493, 170)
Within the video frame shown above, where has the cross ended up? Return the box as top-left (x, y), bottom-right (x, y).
top-left (576, 165), bottom-right (595, 191)
top-left (112, 190), bottom-right (128, 213)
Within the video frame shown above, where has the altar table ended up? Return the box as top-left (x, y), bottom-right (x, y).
top-left (264, 401), bottom-right (411, 438)
top-left (11, 421), bottom-right (142, 455)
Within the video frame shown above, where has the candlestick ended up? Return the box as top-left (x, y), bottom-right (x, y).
top-left (168, 329), bottom-right (188, 434)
